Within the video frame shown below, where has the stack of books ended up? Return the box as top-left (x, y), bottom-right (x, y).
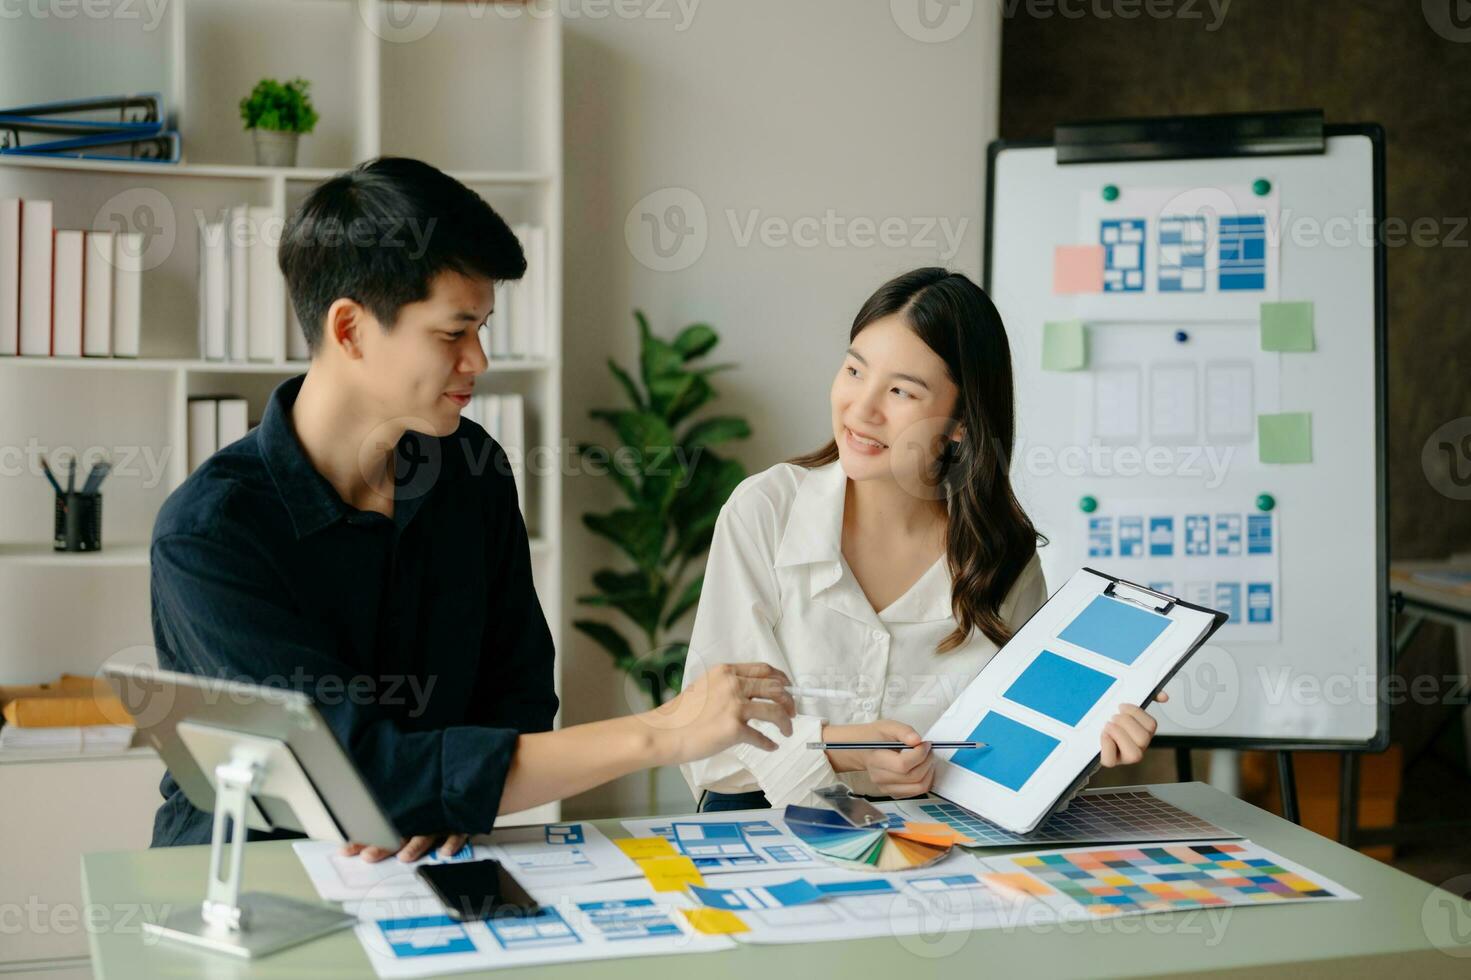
top-left (187, 396), bottom-right (252, 473)
top-left (0, 674), bottom-right (136, 757)
top-left (483, 224), bottom-right (551, 360)
top-left (197, 205), bottom-right (290, 362)
top-left (0, 197), bottom-right (143, 357)
top-left (0, 93), bottom-right (180, 163)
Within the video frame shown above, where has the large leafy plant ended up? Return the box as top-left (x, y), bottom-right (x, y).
top-left (574, 312), bottom-right (750, 706)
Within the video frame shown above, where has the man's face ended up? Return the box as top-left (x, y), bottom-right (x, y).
top-left (354, 270), bottom-right (494, 437)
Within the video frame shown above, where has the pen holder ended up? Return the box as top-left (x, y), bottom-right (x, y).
top-left (54, 492), bottom-right (102, 552)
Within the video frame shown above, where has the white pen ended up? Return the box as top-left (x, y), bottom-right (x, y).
top-left (785, 686), bottom-right (859, 701)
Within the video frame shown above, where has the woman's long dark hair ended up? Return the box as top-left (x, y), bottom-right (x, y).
top-left (790, 267), bottom-right (1044, 652)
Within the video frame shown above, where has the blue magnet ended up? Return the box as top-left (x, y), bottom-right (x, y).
top-left (1174, 330), bottom-right (1189, 343)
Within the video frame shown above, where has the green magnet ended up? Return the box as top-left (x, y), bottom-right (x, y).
top-left (1101, 184), bottom-right (1120, 202)
top-left (1080, 495), bottom-right (1098, 513)
top-left (1256, 493), bottom-right (1276, 512)
top-left (1253, 178), bottom-right (1272, 196)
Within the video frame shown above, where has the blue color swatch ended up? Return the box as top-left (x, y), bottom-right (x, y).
top-left (950, 712), bottom-right (1060, 791)
top-left (1058, 595), bottom-right (1171, 665)
top-left (1004, 650), bottom-right (1116, 726)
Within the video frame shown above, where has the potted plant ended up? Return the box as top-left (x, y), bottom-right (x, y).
top-left (239, 77), bottom-right (319, 167)
top-left (574, 312), bottom-right (751, 710)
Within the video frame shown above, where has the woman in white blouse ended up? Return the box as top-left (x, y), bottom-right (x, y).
top-left (681, 268), bottom-right (1165, 812)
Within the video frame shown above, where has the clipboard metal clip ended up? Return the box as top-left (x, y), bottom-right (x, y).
top-left (1103, 578), bottom-right (1177, 615)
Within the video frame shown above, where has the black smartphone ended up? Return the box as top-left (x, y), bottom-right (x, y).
top-left (416, 858), bottom-right (541, 922)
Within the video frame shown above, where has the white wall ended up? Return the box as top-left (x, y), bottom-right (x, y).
top-left (559, 0), bottom-right (1002, 817)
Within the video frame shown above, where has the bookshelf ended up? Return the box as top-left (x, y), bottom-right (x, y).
top-left (0, 2), bottom-right (563, 969)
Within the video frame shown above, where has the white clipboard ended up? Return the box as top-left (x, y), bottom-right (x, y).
top-left (923, 567), bottom-right (1227, 834)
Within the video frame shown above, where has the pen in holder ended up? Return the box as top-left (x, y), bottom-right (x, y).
top-left (54, 491), bottom-right (103, 552)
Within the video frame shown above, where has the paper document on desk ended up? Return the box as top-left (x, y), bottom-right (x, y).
top-left (485, 821), bottom-right (643, 886)
top-left (344, 880), bottom-right (734, 978)
top-left (975, 838), bottom-right (1359, 917)
top-left (293, 840), bottom-right (492, 903)
top-left (294, 821), bottom-right (642, 903)
top-left (674, 860), bottom-right (1041, 945)
top-left (618, 806), bottom-right (877, 873)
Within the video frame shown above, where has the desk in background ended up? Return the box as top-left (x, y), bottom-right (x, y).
top-left (81, 782), bottom-right (1471, 979)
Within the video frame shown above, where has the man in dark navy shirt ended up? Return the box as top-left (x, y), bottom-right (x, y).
top-left (150, 158), bottom-right (795, 860)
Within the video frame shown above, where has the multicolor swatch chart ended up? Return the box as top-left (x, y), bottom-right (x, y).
top-left (783, 805), bottom-right (971, 872)
top-left (901, 790), bottom-right (1237, 847)
top-left (981, 840), bottom-right (1357, 917)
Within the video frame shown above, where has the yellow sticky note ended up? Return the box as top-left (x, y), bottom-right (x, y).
top-left (613, 837), bottom-right (677, 860)
top-left (638, 855), bottom-right (705, 892)
top-left (680, 907), bottom-right (749, 935)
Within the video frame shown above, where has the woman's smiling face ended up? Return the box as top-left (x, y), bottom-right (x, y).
top-left (829, 313), bottom-right (961, 488)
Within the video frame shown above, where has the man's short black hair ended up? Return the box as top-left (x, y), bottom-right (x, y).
top-left (278, 157), bottom-right (525, 353)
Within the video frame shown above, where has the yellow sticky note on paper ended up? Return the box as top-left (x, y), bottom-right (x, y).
top-left (680, 907), bottom-right (749, 935)
top-left (638, 855), bottom-right (705, 892)
top-left (613, 837), bottom-right (677, 860)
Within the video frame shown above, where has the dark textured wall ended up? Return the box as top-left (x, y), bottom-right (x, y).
top-left (998, 0), bottom-right (1471, 562)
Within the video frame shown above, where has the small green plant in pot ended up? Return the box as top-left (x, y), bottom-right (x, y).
top-left (239, 77), bottom-right (319, 167)
top-left (575, 312), bottom-right (751, 708)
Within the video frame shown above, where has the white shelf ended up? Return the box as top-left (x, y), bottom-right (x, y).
top-left (0, 357), bottom-right (557, 374)
top-left (0, 14), bottom-right (565, 948)
top-left (0, 745), bottom-right (155, 767)
top-left (0, 543), bottom-right (151, 567)
top-left (0, 155), bottom-right (554, 186)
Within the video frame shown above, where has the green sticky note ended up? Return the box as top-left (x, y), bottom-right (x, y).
top-left (1042, 320), bottom-right (1086, 371)
top-left (1261, 301), bottom-right (1314, 352)
top-left (1258, 412), bottom-right (1312, 463)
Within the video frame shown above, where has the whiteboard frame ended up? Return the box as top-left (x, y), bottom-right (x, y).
top-left (982, 122), bottom-right (1389, 753)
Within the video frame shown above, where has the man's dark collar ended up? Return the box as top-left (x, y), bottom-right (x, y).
top-left (257, 375), bottom-right (437, 538)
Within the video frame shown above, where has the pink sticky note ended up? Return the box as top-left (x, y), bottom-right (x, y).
top-left (1053, 245), bottom-right (1105, 294)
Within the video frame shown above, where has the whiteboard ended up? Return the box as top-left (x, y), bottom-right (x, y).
top-left (985, 129), bottom-right (1386, 748)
